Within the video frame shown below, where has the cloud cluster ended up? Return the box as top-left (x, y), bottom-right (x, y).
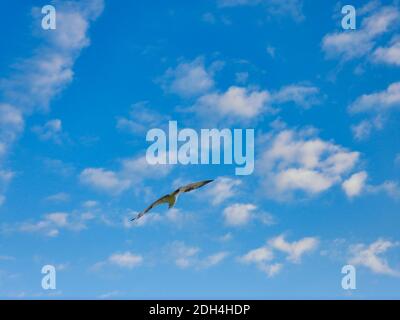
top-left (0, 0), bottom-right (104, 205)
top-left (16, 211), bottom-right (95, 237)
top-left (322, 5), bottom-right (399, 61)
top-left (349, 82), bottom-right (400, 139)
top-left (239, 234), bottom-right (318, 277)
top-left (161, 58), bottom-right (321, 124)
top-left (259, 127), bottom-right (360, 199)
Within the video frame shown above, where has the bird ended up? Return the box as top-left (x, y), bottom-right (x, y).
top-left (131, 179), bottom-right (214, 221)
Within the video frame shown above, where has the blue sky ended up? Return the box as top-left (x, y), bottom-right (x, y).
top-left (0, 0), bottom-right (400, 299)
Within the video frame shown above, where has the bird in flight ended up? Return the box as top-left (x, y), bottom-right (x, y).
top-left (131, 179), bottom-right (214, 221)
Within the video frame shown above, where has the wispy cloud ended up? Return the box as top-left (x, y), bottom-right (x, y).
top-left (349, 239), bottom-right (400, 276)
top-left (0, 0), bottom-right (104, 204)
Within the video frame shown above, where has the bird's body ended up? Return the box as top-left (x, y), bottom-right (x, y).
top-left (131, 179), bottom-right (213, 221)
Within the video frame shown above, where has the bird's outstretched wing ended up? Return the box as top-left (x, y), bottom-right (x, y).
top-left (131, 194), bottom-right (171, 221)
top-left (173, 179), bottom-right (214, 195)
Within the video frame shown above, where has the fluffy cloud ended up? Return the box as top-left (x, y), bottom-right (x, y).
top-left (348, 82), bottom-right (400, 139)
top-left (80, 168), bottom-right (131, 195)
top-left (349, 82), bottom-right (400, 114)
top-left (373, 37), bottom-right (400, 66)
top-left (322, 5), bottom-right (399, 61)
top-left (349, 239), bottom-right (399, 276)
top-left (223, 203), bottom-right (255, 226)
top-left (259, 127), bottom-right (360, 199)
top-left (342, 171), bottom-right (368, 198)
top-left (268, 234), bottom-right (319, 263)
top-left (205, 177), bottom-right (242, 205)
top-left (160, 57), bottom-right (215, 97)
top-left (194, 86), bottom-right (271, 121)
top-left (240, 247), bottom-right (274, 264)
top-left (239, 234), bottom-right (318, 277)
top-left (223, 202), bottom-right (274, 227)
top-left (92, 251), bottom-right (143, 271)
top-left (161, 59), bottom-right (320, 124)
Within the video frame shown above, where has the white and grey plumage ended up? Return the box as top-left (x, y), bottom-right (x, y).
top-left (131, 179), bottom-right (214, 221)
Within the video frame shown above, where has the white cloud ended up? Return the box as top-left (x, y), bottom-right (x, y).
top-left (0, 104), bottom-right (24, 159)
top-left (272, 84), bottom-right (321, 108)
top-left (367, 180), bottom-right (400, 199)
top-left (168, 241), bottom-right (228, 269)
top-left (322, 6), bottom-right (399, 61)
top-left (223, 203), bottom-right (256, 226)
top-left (108, 252), bottom-right (143, 269)
top-left (268, 234), bottom-right (319, 263)
top-left (240, 247), bottom-right (274, 264)
top-left (349, 239), bottom-right (399, 276)
top-left (349, 82), bottom-right (400, 139)
top-left (32, 119), bottom-right (65, 144)
top-left (2, 0), bottom-right (104, 111)
top-left (239, 234), bottom-right (317, 277)
top-left (190, 82), bottom-right (321, 123)
top-left (342, 171), bottom-right (368, 198)
top-left (80, 154), bottom-right (172, 196)
top-left (169, 241), bottom-right (201, 268)
top-left (161, 57), bottom-right (215, 97)
top-left (194, 86), bottom-right (271, 121)
top-left (349, 82), bottom-right (400, 114)
top-left (351, 117), bottom-right (383, 140)
top-left (200, 251), bottom-right (230, 268)
top-left (258, 263), bottom-right (284, 277)
top-left (373, 37), bottom-right (400, 66)
top-left (259, 127), bottom-right (360, 199)
top-left (17, 211), bottom-right (92, 237)
top-left (80, 168), bottom-right (131, 195)
top-left (0, 0), bottom-right (103, 199)
top-left (205, 177), bottom-right (242, 205)
top-left (223, 203), bottom-right (275, 227)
